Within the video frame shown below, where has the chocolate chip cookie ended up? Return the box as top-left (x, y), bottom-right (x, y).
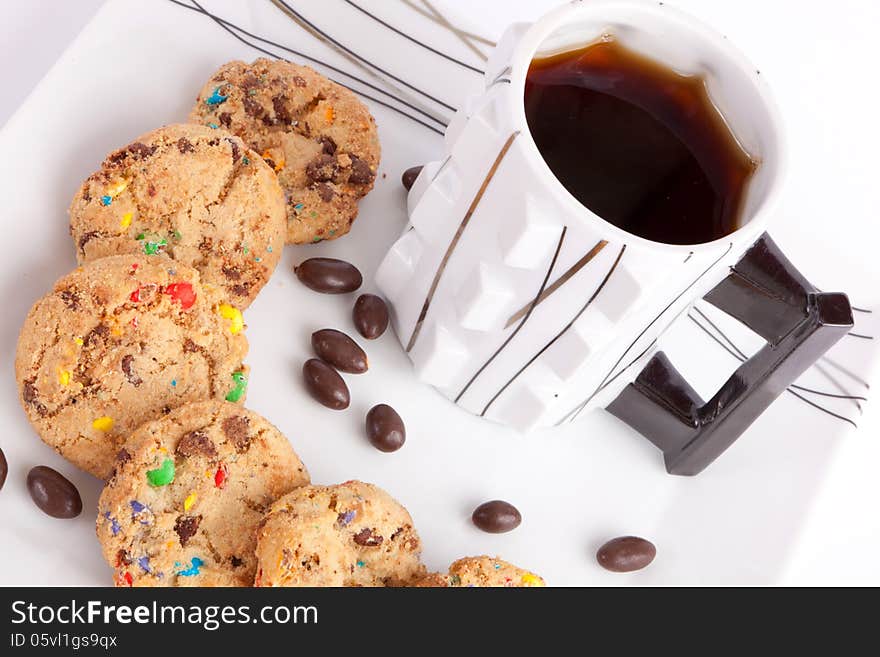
top-left (254, 480), bottom-right (424, 586)
top-left (413, 556), bottom-right (545, 587)
top-left (68, 124), bottom-right (286, 308)
top-left (189, 59), bottom-right (381, 244)
top-left (15, 255), bottom-right (249, 479)
top-left (97, 401), bottom-right (309, 587)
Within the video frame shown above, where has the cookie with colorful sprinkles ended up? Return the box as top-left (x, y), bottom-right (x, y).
top-left (14, 255), bottom-right (249, 479)
top-left (68, 123), bottom-right (286, 308)
top-left (189, 58), bottom-right (381, 244)
top-left (413, 556), bottom-right (545, 587)
top-left (254, 480), bottom-right (425, 586)
top-left (97, 401), bottom-right (309, 587)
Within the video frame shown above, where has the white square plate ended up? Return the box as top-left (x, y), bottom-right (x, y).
top-left (0, 0), bottom-right (878, 586)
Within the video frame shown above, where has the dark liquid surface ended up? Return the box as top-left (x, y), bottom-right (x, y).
top-left (524, 38), bottom-right (756, 245)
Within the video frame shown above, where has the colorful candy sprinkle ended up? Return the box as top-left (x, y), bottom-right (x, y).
top-left (118, 571), bottom-right (133, 587)
top-left (225, 371), bottom-right (247, 402)
top-left (205, 86), bottom-right (228, 106)
top-left (241, 156), bottom-right (250, 165)
top-left (214, 464), bottom-right (228, 489)
top-left (338, 510), bottom-right (355, 526)
top-left (58, 369), bottom-right (71, 386)
top-left (293, 202), bottom-right (304, 212)
top-left (100, 195), bottom-right (112, 206)
top-left (106, 178), bottom-right (129, 197)
top-left (356, 560), bottom-right (365, 568)
top-left (103, 511), bottom-right (121, 536)
top-left (120, 212), bottom-right (133, 229)
top-left (92, 416), bottom-right (114, 432)
top-left (521, 573), bottom-right (542, 586)
top-left (183, 492), bottom-right (196, 512)
top-left (171, 379), bottom-right (177, 387)
top-left (74, 337), bottom-right (84, 346)
top-left (176, 557), bottom-right (204, 577)
top-left (207, 122), bottom-right (219, 129)
top-left (218, 303), bottom-right (243, 335)
top-left (163, 282), bottom-right (196, 310)
top-left (130, 500), bottom-right (153, 525)
top-left (143, 238), bottom-right (167, 255)
top-left (325, 106), bottom-right (335, 123)
top-left (146, 458), bottom-right (175, 487)
top-left (137, 556), bottom-right (151, 573)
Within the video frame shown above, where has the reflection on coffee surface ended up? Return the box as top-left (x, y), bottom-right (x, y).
top-left (525, 37), bottom-right (757, 245)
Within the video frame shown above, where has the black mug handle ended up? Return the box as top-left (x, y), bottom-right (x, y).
top-left (606, 233), bottom-right (854, 476)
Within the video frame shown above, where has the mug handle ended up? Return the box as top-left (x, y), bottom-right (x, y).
top-left (606, 233), bottom-right (854, 476)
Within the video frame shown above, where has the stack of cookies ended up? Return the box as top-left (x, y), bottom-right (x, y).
top-left (14, 58), bottom-right (543, 587)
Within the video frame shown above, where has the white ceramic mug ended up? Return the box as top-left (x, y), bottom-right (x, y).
top-left (376, 0), bottom-right (851, 471)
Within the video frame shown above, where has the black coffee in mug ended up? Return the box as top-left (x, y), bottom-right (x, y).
top-left (524, 37), bottom-right (757, 245)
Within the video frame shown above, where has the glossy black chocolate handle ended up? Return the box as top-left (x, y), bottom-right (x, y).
top-left (606, 233), bottom-right (854, 476)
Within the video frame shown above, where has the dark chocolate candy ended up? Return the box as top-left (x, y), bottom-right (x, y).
top-left (312, 329), bottom-right (368, 374)
top-left (303, 359), bottom-right (350, 410)
top-left (596, 536), bottom-right (656, 573)
top-left (471, 500), bottom-right (521, 533)
top-left (26, 466), bottom-right (82, 519)
top-left (401, 166), bottom-right (423, 191)
top-left (353, 294), bottom-right (389, 340)
top-left (365, 404), bottom-right (406, 453)
top-left (295, 258), bottom-right (362, 294)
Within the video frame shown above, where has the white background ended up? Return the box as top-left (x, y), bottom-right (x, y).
top-left (1, 0), bottom-right (878, 586)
